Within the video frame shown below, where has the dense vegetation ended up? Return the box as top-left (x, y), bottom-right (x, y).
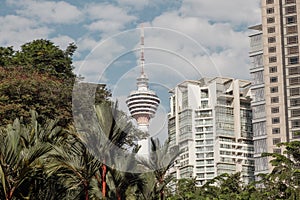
top-left (167, 140), bottom-right (300, 200)
top-left (0, 40), bottom-right (109, 126)
top-left (1, 40), bottom-right (300, 199)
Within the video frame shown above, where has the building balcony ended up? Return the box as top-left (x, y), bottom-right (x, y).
top-left (179, 132), bottom-right (193, 142)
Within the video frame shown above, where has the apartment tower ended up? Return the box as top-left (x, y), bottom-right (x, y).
top-left (168, 77), bottom-right (255, 186)
top-left (249, 0), bottom-right (300, 176)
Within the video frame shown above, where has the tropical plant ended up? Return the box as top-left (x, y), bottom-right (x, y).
top-left (166, 178), bottom-right (198, 200)
top-left (71, 101), bottom-right (144, 199)
top-left (138, 138), bottom-right (181, 200)
top-left (47, 131), bottom-right (102, 200)
top-left (261, 140), bottom-right (300, 199)
top-left (0, 113), bottom-right (55, 200)
top-left (108, 153), bottom-right (144, 200)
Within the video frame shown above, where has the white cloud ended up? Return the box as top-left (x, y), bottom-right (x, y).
top-left (74, 38), bottom-right (126, 82)
top-left (0, 15), bottom-right (52, 47)
top-left (9, 0), bottom-right (83, 24)
top-left (86, 21), bottom-right (127, 33)
top-left (84, 3), bottom-right (136, 35)
top-left (75, 37), bottom-right (100, 57)
top-left (85, 3), bottom-right (135, 22)
top-left (51, 35), bottom-right (75, 50)
top-left (151, 12), bottom-right (250, 52)
top-left (180, 0), bottom-right (261, 26)
top-left (141, 9), bottom-right (255, 80)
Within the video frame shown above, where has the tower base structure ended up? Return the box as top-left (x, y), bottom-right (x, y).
top-left (136, 124), bottom-right (150, 158)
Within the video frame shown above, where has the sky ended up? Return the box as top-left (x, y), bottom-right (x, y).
top-left (0, 0), bottom-right (262, 141)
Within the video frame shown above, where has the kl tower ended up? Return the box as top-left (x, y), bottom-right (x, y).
top-left (126, 25), bottom-right (160, 157)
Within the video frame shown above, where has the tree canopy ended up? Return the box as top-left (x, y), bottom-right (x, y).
top-left (0, 39), bottom-right (110, 127)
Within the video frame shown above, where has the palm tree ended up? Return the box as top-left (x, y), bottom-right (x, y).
top-left (138, 138), bottom-right (181, 200)
top-left (0, 116), bottom-right (53, 200)
top-left (47, 129), bottom-right (102, 200)
top-left (108, 153), bottom-right (144, 200)
top-left (72, 101), bottom-right (142, 199)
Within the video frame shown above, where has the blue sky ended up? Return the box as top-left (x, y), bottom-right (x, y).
top-left (0, 0), bottom-right (261, 140)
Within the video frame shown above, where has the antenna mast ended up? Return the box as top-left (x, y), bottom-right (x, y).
top-left (140, 24), bottom-right (145, 75)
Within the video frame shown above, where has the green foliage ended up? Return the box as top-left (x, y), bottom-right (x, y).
top-left (166, 178), bottom-right (198, 200)
top-left (137, 138), bottom-right (181, 200)
top-left (3, 108), bottom-right (300, 199)
top-left (47, 130), bottom-right (103, 200)
top-left (0, 111), bottom-right (66, 200)
top-left (0, 39), bottom-right (110, 127)
top-left (259, 140), bottom-right (300, 199)
top-left (0, 47), bottom-right (14, 66)
top-left (14, 39), bottom-right (76, 79)
top-left (0, 39), bottom-right (77, 126)
top-left (0, 67), bottom-right (73, 126)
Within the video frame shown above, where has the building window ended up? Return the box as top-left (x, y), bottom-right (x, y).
top-left (291, 98), bottom-right (300, 106)
top-left (292, 120), bottom-right (300, 128)
top-left (271, 107), bottom-right (279, 113)
top-left (273, 149), bottom-right (282, 154)
top-left (287, 25), bottom-right (297, 34)
top-left (267, 0), bottom-right (274, 4)
top-left (270, 86), bottom-right (278, 93)
top-left (269, 57), bottom-right (277, 63)
top-left (271, 97), bottom-right (279, 103)
top-left (286, 5), bottom-right (296, 14)
top-left (292, 131), bottom-right (300, 139)
top-left (267, 17), bottom-right (275, 23)
top-left (286, 16), bottom-right (297, 24)
top-left (273, 138), bottom-right (281, 145)
top-left (269, 66), bottom-right (277, 73)
top-left (272, 128), bottom-right (280, 134)
top-left (270, 76), bottom-right (278, 83)
top-left (272, 117), bottom-right (280, 124)
top-left (289, 77), bottom-right (300, 85)
top-left (286, 0), bottom-right (296, 3)
top-left (268, 37), bottom-right (276, 43)
top-left (268, 27), bottom-right (276, 33)
top-left (251, 54), bottom-right (263, 68)
top-left (291, 109), bottom-right (300, 117)
top-left (289, 66), bottom-right (300, 75)
top-left (269, 46), bottom-right (276, 53)
top-left (269, 56), bottom-right (277, 63)
top-left (287, 36), bottom-right (298, 44)
top-left (251, 70), bottom-right (264, 85)
top-left (267, 7), bottom-right (275, 14)
top-left (288, 46), bottom-right (299, 54)
top-left (290, 87), bottom-right (300, 96)
top-left (288, 56), bottom-right (299, 65)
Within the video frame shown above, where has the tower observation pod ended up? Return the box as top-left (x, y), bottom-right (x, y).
top-left (126, 25), bottom-right (160, 157)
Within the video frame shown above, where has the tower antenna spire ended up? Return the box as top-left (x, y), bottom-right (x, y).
top-left (140, 24), bottom-right (145, 75)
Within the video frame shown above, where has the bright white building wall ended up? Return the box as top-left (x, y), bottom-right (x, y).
top-left (168, 77), bottom-right (255, 186)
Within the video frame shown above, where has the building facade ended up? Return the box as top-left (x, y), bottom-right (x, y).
top-left (249, 0), bottom-right (300, 176)
top-left (168, 77), bottom-right (254, 186)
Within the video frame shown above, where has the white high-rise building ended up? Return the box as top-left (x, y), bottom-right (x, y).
top-left (126, 26), bottom-right (160, 156)
top-left (168, 77), bottom-right (255, 186)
